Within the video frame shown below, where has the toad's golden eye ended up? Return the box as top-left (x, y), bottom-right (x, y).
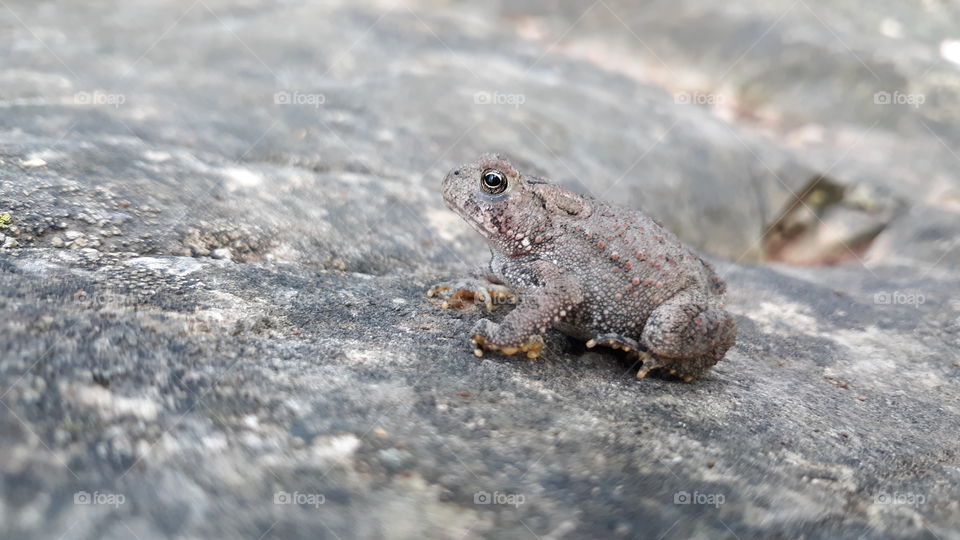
top-left (480, 168), bottom-right (507, 194)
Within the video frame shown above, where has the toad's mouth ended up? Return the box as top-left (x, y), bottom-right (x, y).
top-left (444, 197), bottom-right (496, 241)
top-left (463, 209), bottom-right (496, 240)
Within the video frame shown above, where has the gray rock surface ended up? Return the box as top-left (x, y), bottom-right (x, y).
top-left (1, 1), bottom-right (959, 539)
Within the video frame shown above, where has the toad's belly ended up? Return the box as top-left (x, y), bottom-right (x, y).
top-left (553, 297), bottom-right (652, 342)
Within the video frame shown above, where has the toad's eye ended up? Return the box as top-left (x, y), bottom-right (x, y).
top-left (480, 168), bottom-right (507, 195)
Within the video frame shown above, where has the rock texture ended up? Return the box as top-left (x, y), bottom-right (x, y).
top-left (1, 1), bottom-right (958, 539)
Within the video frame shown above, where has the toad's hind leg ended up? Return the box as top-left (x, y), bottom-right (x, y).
top-left (639, 293), bottom-right (737, 381)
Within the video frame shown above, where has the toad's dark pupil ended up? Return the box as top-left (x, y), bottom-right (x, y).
top-left (481, 169), bottom-right (506, 193)
top-left (482, 173), bottom-right (502, 188)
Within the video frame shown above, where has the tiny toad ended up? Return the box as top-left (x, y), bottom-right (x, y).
top-left (429, 154), bottom-right (736, 381)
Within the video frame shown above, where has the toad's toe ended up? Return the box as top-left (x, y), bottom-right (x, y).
top-left (471, 333), bottom-right (544, 359)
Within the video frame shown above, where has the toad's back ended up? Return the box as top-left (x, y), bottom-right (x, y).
top-left (538, 197), bottom-right (727, 340)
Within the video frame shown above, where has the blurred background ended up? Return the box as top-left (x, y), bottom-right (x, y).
top-left (1, 1), bottom-right (959, 539)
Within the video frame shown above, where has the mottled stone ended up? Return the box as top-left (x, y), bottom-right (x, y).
top-left (0, 1), bottom-right (958, 540)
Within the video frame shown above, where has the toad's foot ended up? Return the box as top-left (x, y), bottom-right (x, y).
top-left (471, 334), bottom-right (544, 359)
top-left (586, 333), bottom-right (641, 352)
top-left (427, 280), bottom-right (518, 311)
top-left (581, 334), bottom-right (696, 382)
top-left (635, 352), bottom-right (699, 383)
top-left (470, 319), bottom-right (544, 359)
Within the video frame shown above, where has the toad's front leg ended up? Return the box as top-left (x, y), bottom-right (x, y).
top-left (470, 260), bottom-right (582, 359)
